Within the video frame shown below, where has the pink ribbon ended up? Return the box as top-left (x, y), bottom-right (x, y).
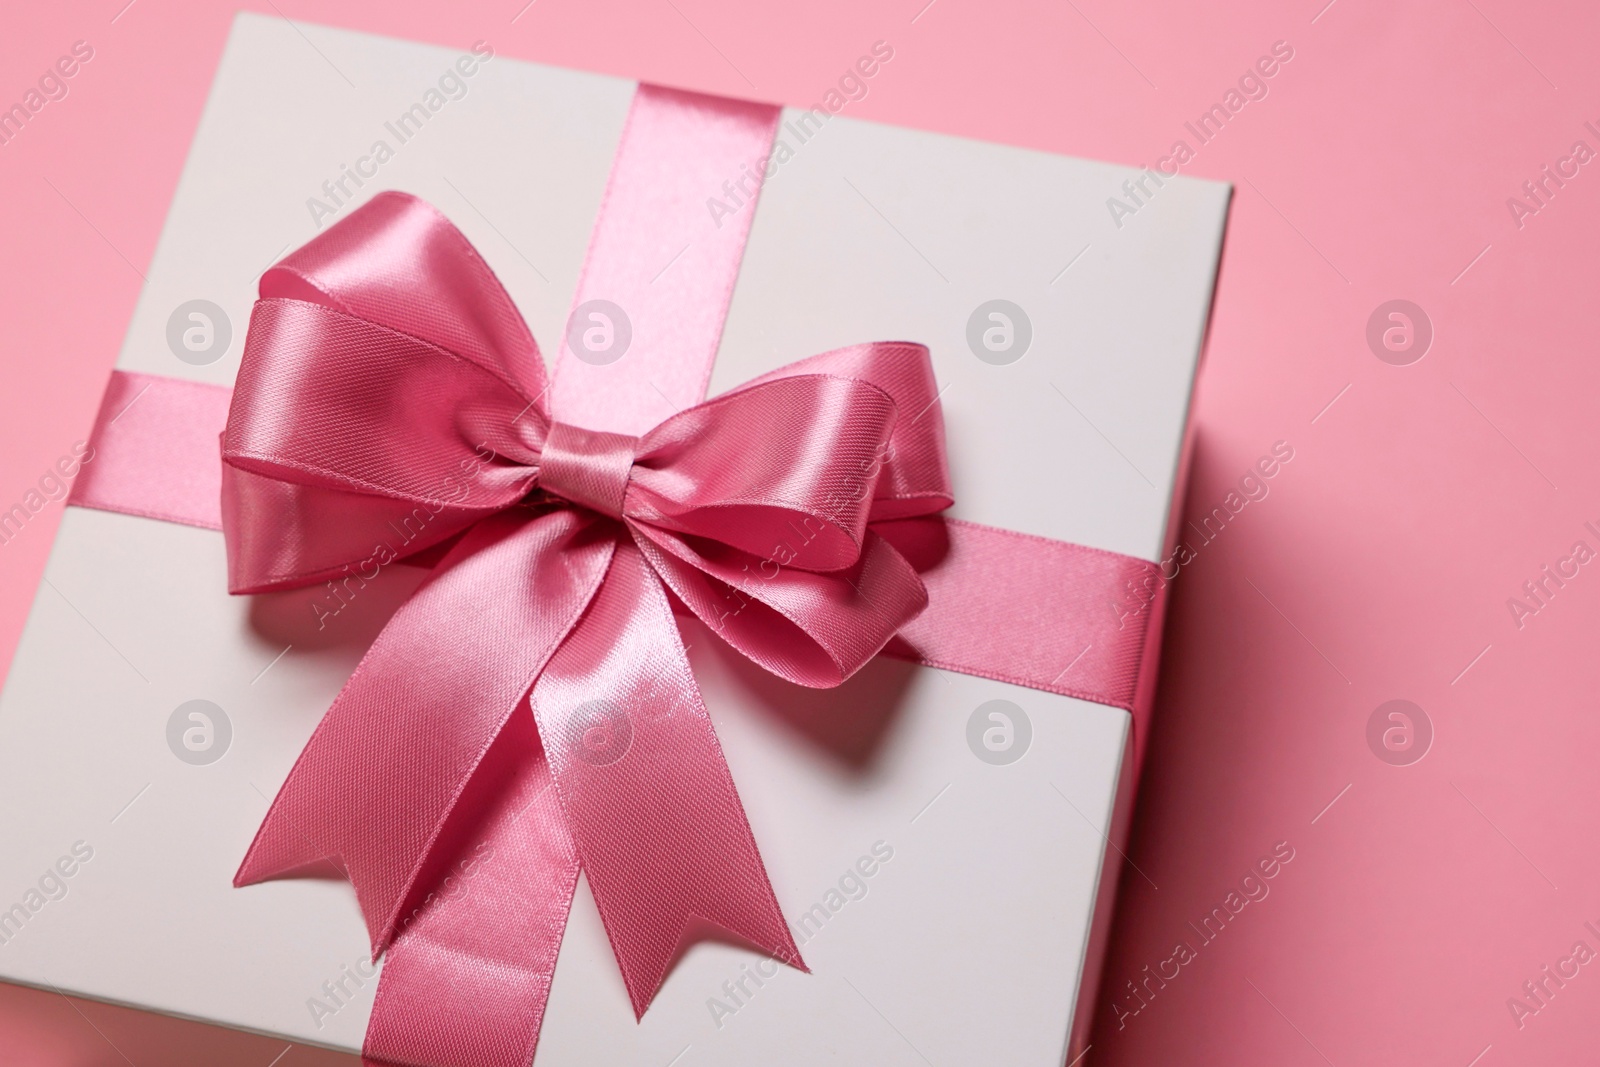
top-left (67, 84), bottom-right (1164, 1067)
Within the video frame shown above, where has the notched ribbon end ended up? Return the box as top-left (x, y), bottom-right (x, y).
top-left (232, 832), bottom-right (353, 892)
top-left (625, 913), bottom-right (808, 1021)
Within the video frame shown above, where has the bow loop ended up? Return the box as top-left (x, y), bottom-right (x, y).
top-left (628, 373), bottom-right (899, 571)
top-left (220, 297), bottom-right (547, 593)
top-left (263, 190), bottom-right (548, 400)
top-left (632, 524), bottom-right (926, 687)
top-left (220, 193), bottom-right (564, 594)
top-left (729, 342), bottom-right (954, 522)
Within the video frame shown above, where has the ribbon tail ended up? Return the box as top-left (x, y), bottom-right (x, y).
top-left (234, 508), bottom-right (615, 954)
top-left (532, 540), bottom-right (805, 1017)
top-left (363, 707), bottom-right (579, 1067)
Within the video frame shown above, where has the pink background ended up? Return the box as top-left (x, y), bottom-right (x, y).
top-left (2, 1), bottom-right (1597, 1064)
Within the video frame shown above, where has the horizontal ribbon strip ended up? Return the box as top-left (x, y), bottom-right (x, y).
top-left (70, 369), bottom-right (1158, 715)
top-left (69, 370), bottom-right (231, 530)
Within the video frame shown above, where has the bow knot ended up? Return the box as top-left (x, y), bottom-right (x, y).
top-left (538, 421), bottom-right (636, 519)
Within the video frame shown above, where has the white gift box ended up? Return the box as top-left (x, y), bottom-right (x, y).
top-left (0, 14), bottom-right (1227, 1065)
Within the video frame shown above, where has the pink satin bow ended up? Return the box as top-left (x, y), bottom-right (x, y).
top-left (226, 191), bottom-right (954, 1062)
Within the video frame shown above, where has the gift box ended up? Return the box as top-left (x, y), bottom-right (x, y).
top-left (0, 13), bottom-right (1228, 1066)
